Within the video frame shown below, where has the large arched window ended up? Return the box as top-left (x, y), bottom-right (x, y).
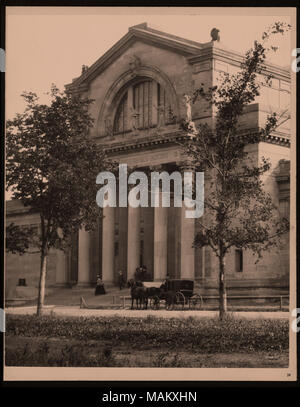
top-left (113, 79), bottom-right (173, 134)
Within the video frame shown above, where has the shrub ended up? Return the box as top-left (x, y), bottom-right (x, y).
top-left (5, 339), bottom-right (117, 367)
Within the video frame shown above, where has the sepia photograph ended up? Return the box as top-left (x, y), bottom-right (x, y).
top-left (3, 6), bottom-right (297, 382)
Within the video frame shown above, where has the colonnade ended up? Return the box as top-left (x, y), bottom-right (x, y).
top-left (55, 166), bottom-right (197, 285)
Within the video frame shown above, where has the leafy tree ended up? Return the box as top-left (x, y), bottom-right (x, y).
top-left (6, 85), bottom-right (114, 315)
top-left (181, 23), bottom-right (290, 320)
top-left (5, 222), bottom-right (36, 255)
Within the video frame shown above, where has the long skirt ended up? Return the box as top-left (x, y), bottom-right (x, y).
top-left (95, 285), bottom-right (106, 295)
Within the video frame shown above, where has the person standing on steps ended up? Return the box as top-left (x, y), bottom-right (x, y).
top-left (118, 270), bottom-right (124, 290)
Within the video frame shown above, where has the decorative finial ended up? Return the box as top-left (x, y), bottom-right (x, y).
top-left (210, 28), bottom-right (220, 42)
top-left (81, 65), bottom-right (89, 74)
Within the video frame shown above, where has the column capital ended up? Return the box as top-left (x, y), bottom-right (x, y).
top-left (176, 160), bottom-right (196, 173)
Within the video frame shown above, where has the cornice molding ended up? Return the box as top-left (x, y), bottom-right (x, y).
top-left (240, 127), bottom-right (290, 147)
top-left (188, 45), bottom-right (291, 82)
top-left (102, 130), bottom-right (184, 154)
top-left (101, 127), bottom-right (290, 156)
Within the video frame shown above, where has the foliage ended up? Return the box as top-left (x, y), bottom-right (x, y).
top-left (6, 314), bottom-right (289, 354)
top-left (6, 85), bottom-right (113, 247)
top-left (6, 84), bottom-right (115, 314)
top-left (5, 339), bottom-right (116, 367)
top-left (5, 222), bottom-right (37, 255)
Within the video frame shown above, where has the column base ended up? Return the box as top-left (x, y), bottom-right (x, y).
top-left (54, 283), bottom-right (70, 288)
top-left (73, 282), bottom-right (93, 289)
top-left (102, 281), bottom-right (115, 288)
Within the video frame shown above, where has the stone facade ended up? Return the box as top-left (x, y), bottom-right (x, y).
top-left (5, 23), bottom-right (290, 297)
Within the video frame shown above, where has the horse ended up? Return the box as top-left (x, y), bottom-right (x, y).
top-left (127, 279), bottom-right (148, 310)
top-left (145, 286), bottom-right (162, 309)
top-left (159, 282), bottom-right (177, 310)
top-left (145, 286), bottom-right (161, 297)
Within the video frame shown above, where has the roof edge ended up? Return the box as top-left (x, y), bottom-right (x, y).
top-left (66, 23), bottom-right (203, 91)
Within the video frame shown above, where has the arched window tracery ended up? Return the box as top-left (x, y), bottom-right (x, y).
top-left (113, 93), bottom-right (128, 134)
top-left (113, 79), bottom-right (173, 135)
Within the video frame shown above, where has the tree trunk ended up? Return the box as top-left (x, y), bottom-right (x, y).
top-left (219, 255), bottom-right (227, 320)
top-left (37, 250), bottom-right (47, 316)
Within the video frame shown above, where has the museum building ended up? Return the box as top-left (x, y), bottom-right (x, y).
top-left (6, 23), bottom-right (290, 298)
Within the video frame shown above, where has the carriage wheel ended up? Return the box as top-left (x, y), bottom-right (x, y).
top-left (175, 292), bottom-right (185, 310)
top-left (150, 296), bottom-right (160, 310)
top-left (189, 294), bottom-right (203, 310)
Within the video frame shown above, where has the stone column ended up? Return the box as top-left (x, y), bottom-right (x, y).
top-left (167, 203), bottom-right (179, 279)
top-left (55, 249), bottom-right (67, 286)
top-left (77, 228), bottom-right (91, 287)
top-left (102, 206), bottom-right (115, 284)
top-left (180, 201), bottom-right (195, 279)
top-left (127, 206), bottom-right (141, 280)
top-left (153, 190), bottom-right (168, 281)
top-left (89, 217), bottom-right (100, 284)
top-left (143, 206), bottom-right (154, 280)
top-left (179, 163), bottom-right (195, 280)
top-left (117, 207), bottom-right (128, 279)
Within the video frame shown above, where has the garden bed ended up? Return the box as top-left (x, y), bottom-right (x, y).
top-left (5, 335), bottom-right (288, 367)
top-left (6, 314), bottom-right (289, 352)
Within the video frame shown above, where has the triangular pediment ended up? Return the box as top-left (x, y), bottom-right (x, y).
top-left (66, 23), bottom-right (204, 91)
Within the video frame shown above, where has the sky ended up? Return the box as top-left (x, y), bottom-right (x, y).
top-left (6, 7), bottom-right (294, 120)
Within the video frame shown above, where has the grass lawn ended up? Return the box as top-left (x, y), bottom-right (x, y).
top-left (5, 314), bottom-right (289, 368)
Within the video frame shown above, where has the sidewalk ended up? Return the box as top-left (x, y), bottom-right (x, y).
top-left (5, 285), bottom-right (289, 317)
top-left (6, 285), bottom-right (130, 308)
top-left (6, 305), bottom-right (289, 319)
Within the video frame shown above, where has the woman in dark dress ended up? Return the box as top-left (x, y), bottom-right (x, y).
top-left (95, 274), bottom-right (106, 295)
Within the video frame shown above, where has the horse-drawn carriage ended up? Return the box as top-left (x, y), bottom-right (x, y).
top-left (141, 279), bottom-right (203, 310)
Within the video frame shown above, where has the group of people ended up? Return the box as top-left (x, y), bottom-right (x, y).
top-left (117, 266), bottom-right (148, 289)
top-left (134, 265), bottom-right (148, 282)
